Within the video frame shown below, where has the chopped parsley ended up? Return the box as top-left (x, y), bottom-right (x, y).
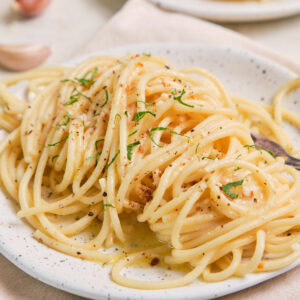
top-left (103, 203), bottom-right (114, 208)
top-left (234, 167), bottom-right (242, 171)
top-left (171, 88), bottom-right (194, 108)
top-left (87, 151), bottom-right (102, 167)
top-left (58, 111), bottom-right (71, 127)
top-left (75, 67), bottom-right (98, 88)
top-left (244, 144), bottom-right (261, 151)
top-left (127, 141), bottom-right (140, 160)
top-left (143, 53), bottom-right (151, 57)
top-left (128, 130), bottom-right (137, 137)
top-left (137, 100), bottom-right (153, 106)
top-left (95, 139), bottom-right (104, 150)
top-left (52, 155), bottom-right (59, 162)
top-left (202, 156), bottom-right (215, 160)
top-left (133, 111), bottom-right (156, 122)
top-left (149, 127), bottom-right (190, 147)
top-left (263, 148), bottom-right (276, 158)
top-left (87, 152), bottom-right (102, 159)
top-left (60, 79), bottom-right (76, 84)
top-left (195, 143), bottom-right (200, 154)
top-left (114, 113), bottom-right (121, 123)
top-left (104, 150), bottom-right (120, 170)
top-left (124, 111), bottom-right (128, 117)
top-left (48, 134), bottom-right (69, 147)
top-left (100, 89), bottom-right (109, 108)
top-left (63, 88), bottom-right (91, 106)
top-left (61, 67), bottom-right (98, 88)
top-left (221, 180), bottom-right (244, 199)
top-left (244, 144), bottom-right (276, 158)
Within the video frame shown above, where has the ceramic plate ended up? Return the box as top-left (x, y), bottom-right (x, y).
top-left (0, 43), bottom-right (299, 300)
top-left (148, 0), bottom-right (300, 23)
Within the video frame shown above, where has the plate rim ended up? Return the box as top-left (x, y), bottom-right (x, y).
top-left (0, 42), bottom-right (299, 300)
top-left (148, 0), bottom-right (300, 22)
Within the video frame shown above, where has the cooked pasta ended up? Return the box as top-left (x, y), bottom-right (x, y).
top-left (0, 54), bottom-right (299, 289)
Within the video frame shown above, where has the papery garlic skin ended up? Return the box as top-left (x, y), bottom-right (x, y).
top-left (0, 44), bottom-right (51, 71)
top-left (12, 0), bottom-right (51, 17)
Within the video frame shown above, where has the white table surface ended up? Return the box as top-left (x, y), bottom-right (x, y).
top-left (0, 0), bottom-right (299, 299)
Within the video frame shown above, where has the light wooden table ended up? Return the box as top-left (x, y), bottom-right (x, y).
top-left (0, 1), bottom-right (299, 299)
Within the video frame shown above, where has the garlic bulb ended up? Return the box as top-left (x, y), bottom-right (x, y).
top-left (12, 0), bottom-right (51, 17)
top-left (0, 44), bottom-right (51, 71)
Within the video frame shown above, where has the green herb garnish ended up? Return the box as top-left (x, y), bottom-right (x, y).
top-left (143, 53), bottom-right (151, 57)
top-left (195, 143), bottom-right (200, 154)
top-left (87, 152), bottom-right (102, 160)
top-left (202, 157), bottom-right (215, 160)
top-left (63, 94), bottom-right (79, 106)
top-left (87, 151), bottom-right (102, 167)
top-left (133, 111), bottom-right (156, 122)
top-left (244, 144), bottom-right (261, 151)
top-left (149, 127), bottom-right (190, 147)
top-left (100, 89), bottom-right (109, 108)
top-left (234, 167), bottom-right (242, 171)
top-left (149, 127), bottom-right (167, 147)
top-left (263, 148), bottom-right (276, 158)
top-left (58, 111), bottom-right (71, 127)
top-left (128, 130), bottom-right (137, 137)
top-left (244, 144), bottom-right (276, 158)
top-left (75, 67), bottom-right (98, 88)
top-left (61, 67), bottom-right (98, 88)
top-left (127, 141), bottom-right (140, 161)
top-left (124, 111), bottom-right (128, 117)
top-left (60, 79), bottom-right (76, 84)
top-left (171, 89), bottom-right (194, 108)
top-left (103, 203), bottom-right (114, 208)
top-left (114, 113), bottom-right (121, 123)
top-left (48, 134), bottom-right (69, 147)
top-left (221, 180), bottom-right (244, 199)
top-left (104, 150), bottom-right (120, 170)
top-left (52, 155), bottom-right (59, 162)
top-left (63, 88), bottom-right (91, 106)
top-left (95, 139), bottom-right (104, 150)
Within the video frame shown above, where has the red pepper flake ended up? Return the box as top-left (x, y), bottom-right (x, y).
top-left (150, 257), bottom-right (160, 266)
top-left (258, 262), bottom-right (264, 269)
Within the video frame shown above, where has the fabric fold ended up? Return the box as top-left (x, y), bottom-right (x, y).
top-left (81, 0), bottom-right (300, 74)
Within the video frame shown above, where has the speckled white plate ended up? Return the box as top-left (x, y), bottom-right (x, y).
top-left (148, 0), bottom-right (300, 22)
top-left (0, 43), bottom-right (299, 300)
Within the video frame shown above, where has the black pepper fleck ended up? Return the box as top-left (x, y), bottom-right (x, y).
top-left (150, 257), bottom-right (160, 266)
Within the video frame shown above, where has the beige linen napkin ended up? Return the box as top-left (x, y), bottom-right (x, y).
top-left (81, 0), bottom-right (300, 74)
top-left (0, 0), bottom-right (299, 299)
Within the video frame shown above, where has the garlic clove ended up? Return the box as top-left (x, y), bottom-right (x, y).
top-left (0, 44), bottom-right (51, 71)
top-left (12, 0), bottom-right (51, 18)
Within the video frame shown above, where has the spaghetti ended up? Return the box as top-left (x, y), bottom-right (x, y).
top-left (0, 54), bottom-right (299, 289)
